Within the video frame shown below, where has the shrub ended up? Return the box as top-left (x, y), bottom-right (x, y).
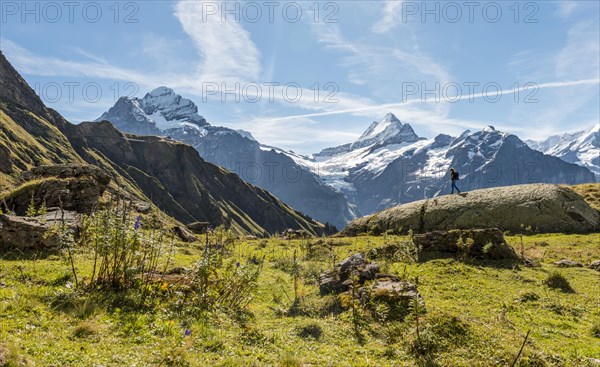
top-left (271, 256), bottom-right (298, 275)
top-left (0, 343), bottom-right (34, 367)
top-left (159, 346), bottom-right (192, 367)
top-left (543, 271), bottom-right (575, 293)
top-left (55, 199), bottom-right (172, 293)
top-left (518, 292), bottom-right (540, 303)
top-left (592, 322), bottom-right (600, 338)
top-left (72, 321), bottom-right (99, 338)
top-left (369, 223), bottom-right (382, 236)
top-left (296, 322), bottom-right (323, 340)
top-left (279, 354), bottom-right (302, 367)
top-left (408, 314), bottom-right (470, 357)
top-left (186, 245), bottom-right (263, 312)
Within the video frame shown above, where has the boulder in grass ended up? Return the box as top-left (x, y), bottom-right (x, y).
top-left (318, 254), bottom-right (423, 317)
top-left (186, 221), bottom-right (210, 234)
top-left (589, 260), bottom-right (600, 271)
top-left (553, 259), bottom-right (584, 268)
top-left (173, 226), bottom-right (197, 243)
top-left (0, 209), bottom-right (81, 250)
top-left (319, 253), bottom-right (380, 295)
top-left (412, 228), bottom-right (518, 260)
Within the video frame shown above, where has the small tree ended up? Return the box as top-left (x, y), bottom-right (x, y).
top-left (26, 195), bottom-right (37, 217)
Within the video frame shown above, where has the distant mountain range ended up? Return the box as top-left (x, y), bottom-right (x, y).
top-left (96, 87), bottom-right (355, 229)
top-left (526, 124), bottom-right (599, 178)
top-left (96, 87), bottom-right (597, 228)
top-left (0, 52), bottom-right (327, 237)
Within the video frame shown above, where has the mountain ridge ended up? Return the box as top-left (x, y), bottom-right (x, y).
top-left (526, 124), bottom-right (600, 179)
top-left (94, 85), bottom-right (597, 229)
top-left (95, 87), bottom-right (355, 229)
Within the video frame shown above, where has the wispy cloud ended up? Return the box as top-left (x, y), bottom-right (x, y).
top-left (174, 0), bottom-right (261, 81)
top-left (554, 1), bottom-right (578, 18)
top-left (372, 0), bottom-right (405, 34)
top-left (507, 19), bottom-right (599, 137)
top-left (253, 79), bottom-right (600, 122)
top-left (1, 39), bottom-right (161, 87)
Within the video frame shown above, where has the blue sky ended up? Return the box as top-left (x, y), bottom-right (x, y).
top-left (1, 0), bottom-right (598, 153)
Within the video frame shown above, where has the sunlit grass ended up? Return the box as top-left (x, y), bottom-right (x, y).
top-left (0, 233), bottom-right (598, 366)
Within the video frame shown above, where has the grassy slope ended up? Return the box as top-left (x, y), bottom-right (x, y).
top-left (0, 108), bottom-right (82, 191)
top-left (570, 183), bottom-right (600, 213)
top-left (1, 233), bottom-right (598, 366)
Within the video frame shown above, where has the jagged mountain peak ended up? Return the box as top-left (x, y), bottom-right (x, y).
top-left (145, 86), bottom-right (176, 97)
top-left (139, 87), bottom-right (207, 128)
top-left (353, 113), bottom-right (420, 149)
top-left (526, 123), bottom-right (599, 177)
top-left (96, 86), bottom-right (209, 132)
top-left (358, 113), bottom-right (403, 141)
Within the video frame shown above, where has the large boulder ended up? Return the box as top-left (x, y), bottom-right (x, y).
top-left (1, 164), bottom-right (110, 215)
top-left (186, 221), bottom-right (210, 234)
top-left (341, 184), bottom-right (600, 235)
top-left (319, 253), bottom-right (380, 295)
top-left (172, 226), bottom-right (197, 243)
top-left (364, 276), bottom-right (422, 306)
top-left (0, 209), bottom-right (81, 250)
top-left (412, 228), bottom-right (518, 260)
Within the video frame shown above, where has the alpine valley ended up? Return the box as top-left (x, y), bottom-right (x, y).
top-left (96, 87), bottom-right (597, 228)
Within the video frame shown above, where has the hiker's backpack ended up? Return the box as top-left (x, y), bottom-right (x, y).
top-left (454, 171), bottom-right (460, 180)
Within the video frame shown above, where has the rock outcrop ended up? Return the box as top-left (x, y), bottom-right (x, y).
top-left (186, 222), bottom-right (210, 234)
top-left (341, 184), bottom-right (600, 235)
top-left (1, 164), bottom-right (110, 215)
top-left (412, 228), bottom-right (518, 260)
top-left (0, 209), bottom-right (81, 249)
top-left (553, 259), bottom-right (584, 268)
top-left (319, 254), bottom-right (423, 318)
top-left (172, 226), bottom-right (197, 243)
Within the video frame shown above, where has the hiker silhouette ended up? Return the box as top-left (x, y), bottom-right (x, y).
top-left (450, 168), bottom-right (461, 194)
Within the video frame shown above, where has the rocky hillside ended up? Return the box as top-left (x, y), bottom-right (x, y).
top-left (341, 184), bottom-right (600, 235)
top-left (0, 55), bottom-right (82, 190)
top-left (0, 51), bottom-right (326, 236)
top-left (64, 121), bottom-right (325, 236)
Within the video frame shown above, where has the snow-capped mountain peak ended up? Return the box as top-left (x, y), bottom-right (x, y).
top-left (139, 86), bottom-right (207, 129)
top-left (96, 86), bottom-right (208, 133)
top-left (526, 123), bottom-right (599, 178)
top-left (358, 113), bottom-right (402, 141)
top-left (352, 113), bottom-right (420, 149)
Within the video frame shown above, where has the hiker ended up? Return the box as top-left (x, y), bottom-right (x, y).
top-left (450, 168), bottom-right (461, 194)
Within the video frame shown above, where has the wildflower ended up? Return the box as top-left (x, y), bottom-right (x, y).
top-left (215, 243), bottom-right (222, 250)
top-left (236, 261), bottom-right (240, 268)
top-left (134, 216), bottom-right (141, 230)
top-left (184, 329), bottom-right (192, 337)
